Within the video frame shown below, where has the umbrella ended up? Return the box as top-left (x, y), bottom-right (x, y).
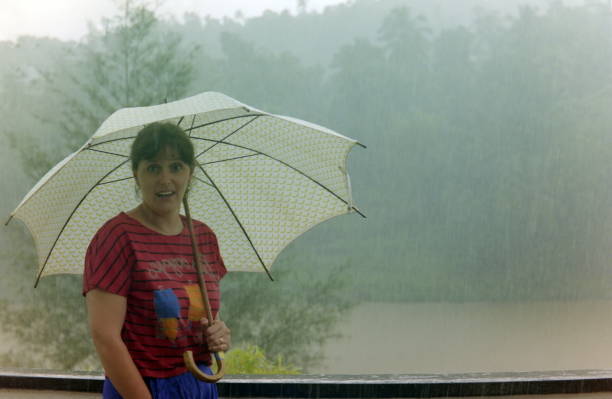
top-left (6, 91), bottom-right (365, 381)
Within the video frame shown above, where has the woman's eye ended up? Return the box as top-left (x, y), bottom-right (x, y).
top-left (171, 163), bottom-right (184, 172)
top-left (146, 164), bottom-right (160, 173)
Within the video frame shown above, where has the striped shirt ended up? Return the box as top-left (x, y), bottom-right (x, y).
top-left (83, 212), bottom-right (227, 378)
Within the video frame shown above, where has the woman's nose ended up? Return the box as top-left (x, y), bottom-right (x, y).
top-left (158, 167), bottom-right (172, 182)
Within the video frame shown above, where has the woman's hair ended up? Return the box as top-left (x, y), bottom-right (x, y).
top-left (130, 122), bottom-right (195, 171)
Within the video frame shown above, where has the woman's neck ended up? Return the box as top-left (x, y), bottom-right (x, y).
top-left (128, 204), bottom-right (183, 235)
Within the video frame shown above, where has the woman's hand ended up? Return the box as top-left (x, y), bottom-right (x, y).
top-left (201, 316), bottom-right (231, 353)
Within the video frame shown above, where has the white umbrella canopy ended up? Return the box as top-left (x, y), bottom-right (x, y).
top-left (7, 91), bottom-right (365, 286)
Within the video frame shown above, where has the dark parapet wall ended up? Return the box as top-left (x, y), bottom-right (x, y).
top-left (2, 369), bottom-right (612, 397)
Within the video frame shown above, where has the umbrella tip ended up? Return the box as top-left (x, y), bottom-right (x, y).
top-left (352, 207), bottom-right (367, 219)
top-left (4, 215), bottom-right (13, 226)
top-left (262, 264), bottom-right (274, 281)
top-left (356, 142), bottom-right (367, 149)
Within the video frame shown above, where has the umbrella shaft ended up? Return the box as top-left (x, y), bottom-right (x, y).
top-left (183, 196), bottom-right (214, 325)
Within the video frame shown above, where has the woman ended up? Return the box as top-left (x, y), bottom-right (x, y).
top-left (83, 122), bottom-right (231, 399)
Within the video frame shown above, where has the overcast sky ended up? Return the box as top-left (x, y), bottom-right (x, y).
top-left (0, 0), bottom-right (348, 42)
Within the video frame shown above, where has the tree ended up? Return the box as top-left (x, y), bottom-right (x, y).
top-left (61, 1), bottom-right (194, 145)
top-left (221, 251), bottom-right (355, 370)
top-left (211, 32), bottom-right (326, 122)
top-left (297, 0), bottom-right (309, 14)
top-left (378, 6), bottom-right (431, 112)
top-left (11, 0), bottom-right (196, 182)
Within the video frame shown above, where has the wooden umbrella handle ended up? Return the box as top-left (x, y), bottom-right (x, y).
top-left (183, 350), bottom-right (225, 383)
top-left (182, 196), bottom-right (225, 383)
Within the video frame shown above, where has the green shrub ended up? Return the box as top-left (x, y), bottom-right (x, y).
top-left (223, 344), bottom-right (300, 375)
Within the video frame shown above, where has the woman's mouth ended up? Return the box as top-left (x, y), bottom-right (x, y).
top-left (156, 191), bottom-right (175, 198)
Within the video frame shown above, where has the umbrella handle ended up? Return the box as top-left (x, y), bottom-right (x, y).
top-left (182, 195), bottom-right (226, 383)
top-left (183, 350), bottom-right (225, 383)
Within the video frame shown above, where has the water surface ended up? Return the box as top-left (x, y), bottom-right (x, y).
top-left (316, 301), bottom-right (612, 374)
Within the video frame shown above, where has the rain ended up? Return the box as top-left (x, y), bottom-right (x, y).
top-left (1, 0), bottom-right (611, 397)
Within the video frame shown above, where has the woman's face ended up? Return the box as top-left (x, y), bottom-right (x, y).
top-left (134, 146), bottom-right (192, 217)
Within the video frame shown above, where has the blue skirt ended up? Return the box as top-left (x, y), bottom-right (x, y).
top-left (103, 364), bottom-right (219, 399)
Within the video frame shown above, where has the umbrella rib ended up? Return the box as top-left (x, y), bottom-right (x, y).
top-left (195, 115), bottom-right (260, 159)
top-left (191, 137), bottom-right (366, 218)
top-left (192, 175), bottom-right (213, 188)
top-left (99, 176), bottom-right (134, 186)
top-left (186, 114), bottom-right (196, 136)
top-left (34, 158), bottom-right (132, 287)
top-left (197, 164), bottom-right (274, 281)
top-left (85, 147), bottom-right (128, 158)
top-left (87, 138), bottom-right (131, 149)
top-left (201, 154), bottom-right (259, 165)
top-left (184, 113), bottom-right (265, 135)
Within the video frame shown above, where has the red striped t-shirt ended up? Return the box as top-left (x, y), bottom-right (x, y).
top-left (83, 212), bottom-right (227, 378)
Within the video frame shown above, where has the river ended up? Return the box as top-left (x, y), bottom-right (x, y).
top-left (314, 300), bottom-right (612, 374)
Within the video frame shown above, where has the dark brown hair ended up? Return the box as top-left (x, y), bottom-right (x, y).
top-left (130, 122), bottom-right (195, 171)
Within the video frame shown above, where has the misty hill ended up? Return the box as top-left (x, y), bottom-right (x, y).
top-left (171, 0), bottom-right (589, 66)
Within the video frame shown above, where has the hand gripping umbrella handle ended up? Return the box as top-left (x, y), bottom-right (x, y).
top-left (182, 196), bottom-right (225, 383)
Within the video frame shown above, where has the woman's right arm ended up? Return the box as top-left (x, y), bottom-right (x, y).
top-left (86, 289), bottom-right (152, 399)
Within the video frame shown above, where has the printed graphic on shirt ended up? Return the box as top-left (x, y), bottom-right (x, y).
top-left (153, 288), bottom-right (180, 342)
top-left (147, 251), bottom-right (221, 344)
top-left (147, 257), bottom-right (190, 280)
top-left (184, 284), bottom-right (205, 322)
top-left (184, 284), bottom-right (205, 343)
